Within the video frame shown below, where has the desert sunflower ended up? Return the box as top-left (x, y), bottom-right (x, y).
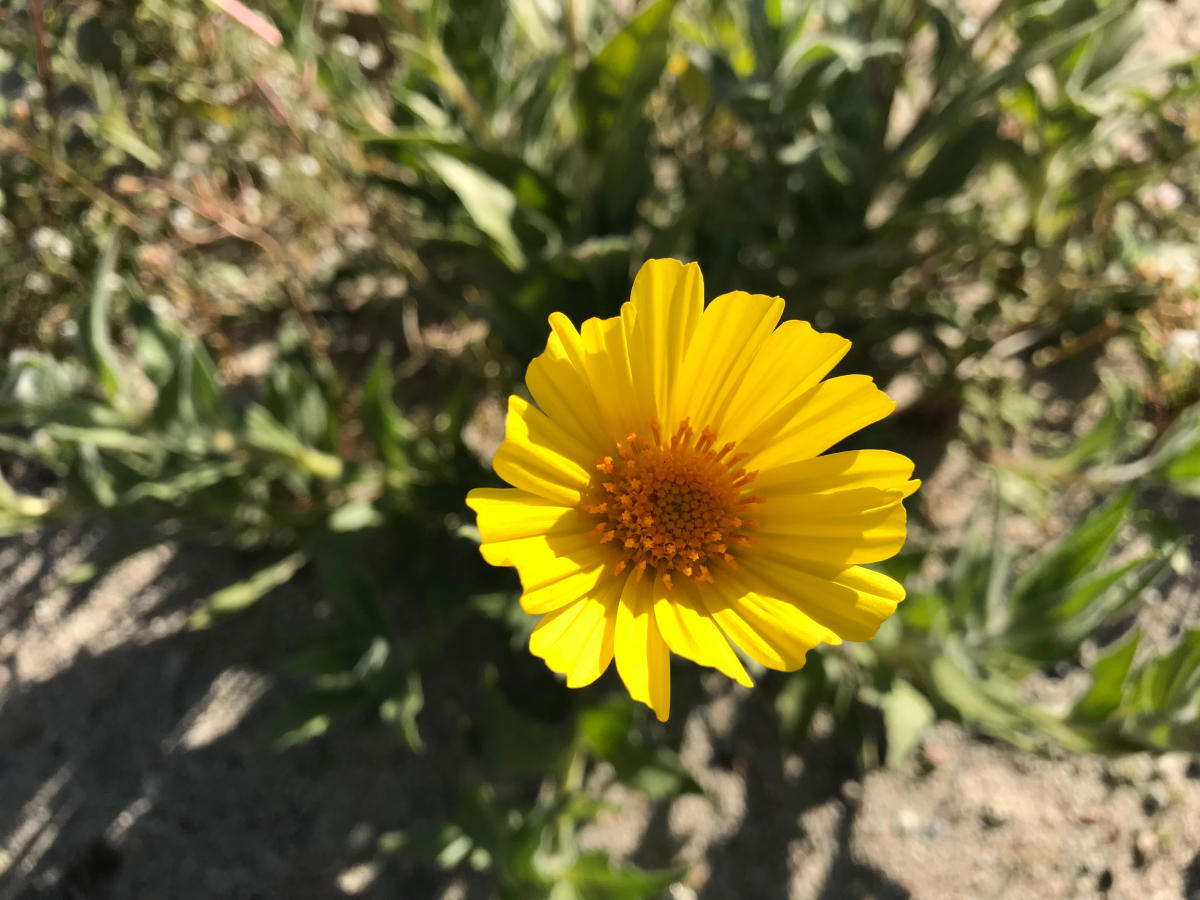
top-left (467, 259), bottom-right (918, 720)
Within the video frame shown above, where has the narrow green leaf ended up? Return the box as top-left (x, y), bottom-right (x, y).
top-left (1007, 546), bottom-right (1175, 661)
top-left (190, 551), bottom-right (308, 628)
top-left (1071, 630), bottom-right (1141, 724)
top-left (265, 688), bottom-right (360, 749)
top-left (243, 404), bottom-right (343, 480)
top-left (79, 231), bottom-right (124, 402)
top-left (362, 345), bottom-right (413, 470)
top-left (314, 548), bottom-right (389, 635)
top-left (327, 500), bottom-right (385, 532)
top-left (564, 851), bottom-right (684, 899)
top-left (1011, 489), bottom-right (1132, 603)
top-left (380, 671), bottom-right (425, 751)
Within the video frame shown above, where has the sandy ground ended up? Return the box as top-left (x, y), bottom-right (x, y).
top-left (2, 516), bottom-right (1198, 900)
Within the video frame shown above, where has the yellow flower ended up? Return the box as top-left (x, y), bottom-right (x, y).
top-left (467, 259), bottom-right (919, 720)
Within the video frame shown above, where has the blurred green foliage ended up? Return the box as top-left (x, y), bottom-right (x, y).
top-left (3, 0), bottom-right (1200, 895)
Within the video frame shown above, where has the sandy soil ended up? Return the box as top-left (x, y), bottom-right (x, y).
top-left (2, 517), bottom-right (1198, 900)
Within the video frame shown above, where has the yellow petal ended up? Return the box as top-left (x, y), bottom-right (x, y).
top-left (754, 487), bottom-right (909, 566)
top-left (466, 488), bottom-right (617, 614)
top-left (754, 449), bottom-right (917, 496)
top-left (614, 575), bottom-right (671, 721)
top-left (737, 375), bottom-right (896, 471)
top-left (504, 529), bottom-right (612, 615)
top-left (668, 290), bottom-right (785, 432)
top-left (622, 259), bottom-right (704, 425)
top-left (699, 575), bottom-right (836, 672)
top-left (529, 579), bottom-right (621, 687)
top-left (526, 315), bottom-right (614, 456)
top-left (466, 487), bottom-right (574, 561)
top-left (652, 579), bottom-right (753, 687)
top-left (717, 320), bottom-right (851, 444)
top-left (739, 555), bottom-right (904, 641)
top-left (492, 394), bottom-right (594, 505)
top-left (517, 547), bottom-right (612, 615)
top-left (576, 313), bottom-right (642, 441)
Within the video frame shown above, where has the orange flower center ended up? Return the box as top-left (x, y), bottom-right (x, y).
top-left (584, 419), bottom-right (762, 589)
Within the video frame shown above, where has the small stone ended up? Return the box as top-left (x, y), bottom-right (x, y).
top-left (922, 817), bottom-right (948, 840)
top-left (1078, 806), bottom-right (1103, 825)
top-left (1132, 830), bottom-right (1158, 868)
top-left (896, 808), bottom-right (921, 836)
top-left (1141, 784), bottom-right (1169, 816)
top-left (1154, 752), bottom-right (1189, 783)
top-left (919, 741), bottom-right (951, 770)
top-left (980, 806), bottom-right (1007, 829)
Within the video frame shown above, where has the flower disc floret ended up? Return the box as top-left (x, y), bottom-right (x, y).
top-left (585, 419), bottom-right (762, 589)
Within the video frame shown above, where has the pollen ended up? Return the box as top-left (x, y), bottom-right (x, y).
top-left (584, 418), bottom-right (763, 588)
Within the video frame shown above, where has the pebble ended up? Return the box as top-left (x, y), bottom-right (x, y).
top-left (920, 742), bottom-right (952, 769)
top-left (1132, 829), bottom-right (1158, 868)
top-left (923, 816), bottom-right (949, 840)
top-left (1141, 784), bottom-right (1169, 816)
top-left (896, 808), bottom-right (921, 836)
top-left (980, 805), bottom-right (1007, 829)
top-left (1078, 806), bottom-right (1103, 824)
top-left (1153, 752), bottom-right (1190, 783)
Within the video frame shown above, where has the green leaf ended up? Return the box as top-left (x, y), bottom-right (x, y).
top-left (478, 669), bottom-right (574, 778)
top-left (610, 744), bottom-right (700, 802)
top-left (1006, 538), bottom-right (1176, 662)
top-left (576, 0), bottom-right (676, 151)
top-left (1164, 445), bottom-right (1200, 496)
top-left (378, 824), bottom-right (475, 867)
top-left (880, 679), bottom-right (935, 767)
top-left (1070, 629), bottom-right (1141, 724)
top-left (563, 851), bottom-right (683, 899)
top-left (78, 231), bottom-right (124, 402)
top-left (313, 548), bottom-right (389, 635)
top-left (577, 697), bottom-right (637, 758)
top-left (929, 655), bottom-right (1112, 754)
top-left (1011, 489), bottom-right (1132, 603)
top-left (362, 345), bottom-right (413, 470)
top-left (119, 461), bottom-right (243, 504)
top-left (579, 0), bottom-right (675, 108)
top-left (327, 500), bottom-right (385, 532)
top-left (265, 688), bottom-right (360, 749)
top-left (1044, 370), bottom-right (1141, 471)
top-left (189, 551), bottom-right (308, 628)
top-left (242, 404), bottom-right (343, 480)
top-left (775, 660), bottom-right (828, 744)
top-left (424, 151), bottom-right (526, 270)
top-left (928, 655), bottom-right (1027, 739)
top-left (1157, 406), bottom-right (1200, 496)
top-left (152, 335), bottom-right (227, 432)
top-left (380, 671), bottom-right (425, 751)
top-left (1127, 628), bottom-right (1200, 717)
top-left (577, 696), bottom-right (698, 800)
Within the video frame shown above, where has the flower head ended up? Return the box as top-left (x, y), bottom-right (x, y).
top-left (467, 259), bottom-right (919, 720)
